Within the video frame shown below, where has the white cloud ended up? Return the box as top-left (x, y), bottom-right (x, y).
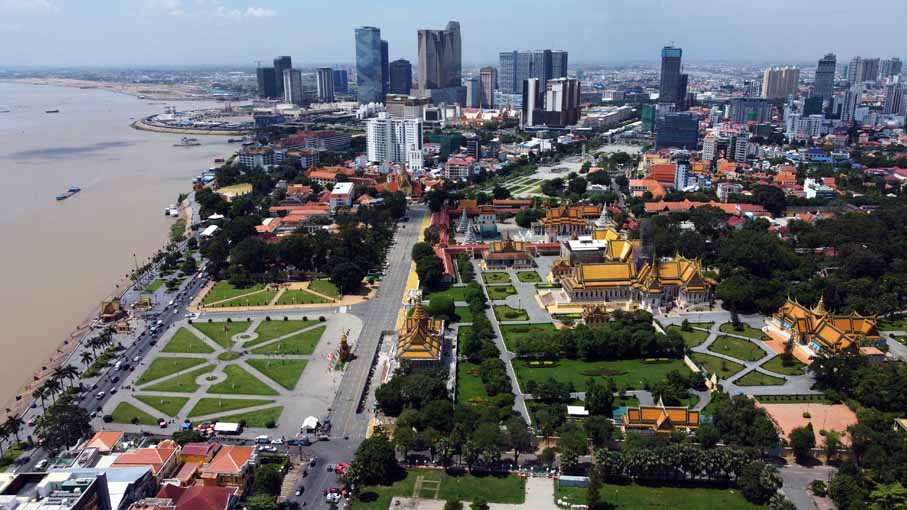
top-left (214, 5), bottom-right (241, 18)
top-left (213, 4), bottom-right (275, 19)
top-left (244, 6), bottom-right (275, 17)
top-left (1, 0), bottom-right (58, 12)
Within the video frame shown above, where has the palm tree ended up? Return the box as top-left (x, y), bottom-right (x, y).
top-left (32, 387), bottom-right (47, 411)
top-left (4, 416), bottom-right (24, 444)
top-left (57, 365), bottom-right (80, 388)
top-left (80, 351), bottom-right (94, 367)
top-left (43, 378), bottom-right (62, 404)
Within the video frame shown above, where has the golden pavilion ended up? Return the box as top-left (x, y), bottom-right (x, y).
top-left (532, 204), bottom-right (601, 239)
top-left (772, 297), bottom-right (880, 353)
top-left (622, 405), bottom-right (701, 434)
top-left (396, 303), bottom-right (445, 370)
top-left (481, 233), bottom-right (534, 269)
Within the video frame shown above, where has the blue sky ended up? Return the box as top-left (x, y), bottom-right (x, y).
top-left (1, 0), bottom-right (905, 67)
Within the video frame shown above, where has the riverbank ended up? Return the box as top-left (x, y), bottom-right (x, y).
top-left (132, 118), bottom-right (251, 136)
top-left (0, 78), bottom-right (231, 101)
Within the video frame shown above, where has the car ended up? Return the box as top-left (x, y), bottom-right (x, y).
top-left (309, 457), bottom-right (317, 467)
top-left (295, 489), bottom-right (302, 497)
top-left (168, 300), bottom-right (175, 306)
top-left (326, 464), bottom-right (334, 472)
top-left (133, 356), bottom-right (140, 362)
top-left (110, 375), bottom-right (120, 383)
top-left (35, 459), bottom-right (48, 470)
top-left (173, 309), bottom-right (179, 314)
top-left (27, 418), bottom-right (35, 427)
top-left (109, 388), bottom-right (117, 394)
top-left (271, 438), bottom-right (284, 445)
top-left (90, 411), bottom-right (97, 418)
top-left (95, 391), bottom-right (105, 399)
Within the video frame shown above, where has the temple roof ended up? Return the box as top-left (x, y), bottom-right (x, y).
top-left (776, 297), bottom-right (880, 352)
top-left (397, 303), bottom-right (444, 361)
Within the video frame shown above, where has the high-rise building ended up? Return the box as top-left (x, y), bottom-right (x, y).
top-left (729, 97), bottom-right (772, 124)
top-left (316, 67), bottom-right (335, 102)
top-left (366, 112), bottom-right (424, 171)
top-left (386, 94), bottom-right (430, 120)
top-left (802, 96), bottom-right (824, 116)
top-left (655, 112), bottom-right (699, 150)
top-left (523, 77), bottom-right (579, 127)
top-left (658, 46), bottom-right (687, 109)
top-left (479, 67), bottom-right (497, 108)
top-left (842, 87), bottom-right (860, 122)
top-left (552, 51), bottom-right (568, 81)
top-left (849, 57), bottom-right (880, 83)
top-left (333, 69), bottom-right (349, 94)
top-left (701, 134), bottom-right (717, 161)
top-left (761, 67), bottom-right (800, 99)
top-left (283, 69), bottom-right (304, 105)
top-left (499, 49), bottom-right (568, 97)
top-left (881, 58), bottom-right (903, 80)
top-left (256, 67), bottom-right (278, 99)
top-left (417, 21), bottom-right (462, 91)
top-left (389, 59), bottom-right (413, 95)
top-left (355, 27), bottom-right (384, 104)
top-left (273, 56), bottom-right (292, 99)
top-left (846, 57), bottom-right (860, 84)
top-left (641, 104), bottom-right (656, 132)
top-left (812, 53), bottom-right (836, 102)
top-left (464, 76), bottom-right (482, 108)
top-left (883, 83), bottom-right (907, 115)
top-left (381, 40), bottom-right (389, 95)
top-left (521, 78), bottom-right (542, 126)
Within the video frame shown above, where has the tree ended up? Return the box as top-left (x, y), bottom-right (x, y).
top-left (4, 416), bottom-right (23, 443)
top-left (738, 461), bottom-right (781, 504)
top-left (587, 467), bottom-right (602, 509)
top-left (348, 431), bottom-right (398, 485)
top-left (492, 185), bottom-right (511, 200)
top-left (696, 423), bottom-right (720, 449)
top-left (558, 422), bottom-right (588, 475)
top-left (245, 494), bottom-right (276, 510)
top-left (540, 178), bottom-right (563, 196)
top-left (427, 295), bottom-right (456, 322)
top-left (539, 447), bottom-right (556, 468)
top-left (505, 417), bottom-right (531, 465)
top-left (790, 424), bottom-right (816, 462)
top-left (171, 430), bottom-right (205, 445)
top-left (752, 184), bottom-right (787, 216)
top-left (585, 416), bottom-right (613, 447)
top-left (470, 499), bottom-right (490, 510)
top-left (415, 253), bottom-right (445, 292)
top-left (331, 262), bottom-right (364, 294)
top-left (869, 482), bottom-right (907, 510)
top-left (824, 430), bottom-right (842, 462)
top-left (35, 398), bottom-right (91, 452)
top-left (444, 501), bottom-right (464, 510)
top-left (585, 378), bottom-right (614, 417)
top-left (252, 464), bottom-right (282, 496)
top-left (767, 494), bottom-right (797, 510)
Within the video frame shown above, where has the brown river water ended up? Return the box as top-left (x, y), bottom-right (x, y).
top-left (0, 82), bottom-right (235, 406)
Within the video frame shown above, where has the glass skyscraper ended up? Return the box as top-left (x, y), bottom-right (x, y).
top-left (355, 26), bottom-right (384, 104)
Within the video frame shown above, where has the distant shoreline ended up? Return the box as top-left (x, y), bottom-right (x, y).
top-left (131, 118), bottom-right (251, 136)
top-left (0, 78), bottom-right (231, 101)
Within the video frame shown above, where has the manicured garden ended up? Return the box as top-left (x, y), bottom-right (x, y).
top-left (250, 325), bottom-right (326, 355)
top-left (667, 325), bottom-right (709, 348)
top-left (454, 306), bottom-right (474, 323)
top-left (208, 365), bottom-right (278, 396)
top-left (275, 289), bottom-right (329, 305)
top-left (187, 397), bottom-right (275, 417)
top-left (309, 279), bottom-right (341, 298)
top-left (135, 395), bottom-right (189, 416)
top-left (708, 335), bottom-right (766, 362)
top-left (482, 272), bottom-right (512, 284)
top-left (719, 322), bottom-right (767, 340)
top-left (513, 358), bottom-right (690, 390)
top-left (486, 285), bottom-right (517, 300)
top-left (354, 469), bottom-right (525, 510)
top-left (690, 353), bottom-right (746, 379)
top-left (202, 282), bottom-right (266, 305)
top-left (457, 361), bottom-right (489, 405)
top-left (493, 305), bottom-right (529, 322)
top-left (162, 328), bottom-right (214, 353)
top-left (761, 355), bottom-right (806, 376)
top-left (516, 271), bottom-right (542, 283)
top-left (425, 286), bottom-right (473, 303)
top-left (192, 321), bottom-right (249, 348)
top-left (208, 290), bottom-right (277, 308)
top-left (555, 482), bottom-right (761, 510)
top-left (248, 319), bottom-right (319, 347)
top-left (210, 405), bottom-right (283, 428)
top-left (246, 359), bottom-right (308, 390)
top-left (500, 323), bottom-right (557, 351)
top-left (110, 402), bottom-right (159, 425)
top-left (136, 357), bottom-right (207, 385)
top-left (217, 351), bottom-right (241, 361)
top-left (143, 364), bottom-right (214, 393)
top-left (735, 370), bottom-right (786, 386)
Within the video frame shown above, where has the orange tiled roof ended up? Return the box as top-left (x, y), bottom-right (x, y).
top-left (113, 447), bottom-right (178, 475)
top-left (202, 445), bottom-right (254, 475)
top-left (85, 431), bottom-right (123, 452)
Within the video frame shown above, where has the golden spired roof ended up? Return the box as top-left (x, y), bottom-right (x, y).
top-left (776, 297), bottom-right (880, 353)
top-left (397, 303), bottom-right (444, 361)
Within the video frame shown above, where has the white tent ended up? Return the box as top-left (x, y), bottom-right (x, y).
top-left (566, 405), bottom-right (589, 417)
top-left (200, 225), bottom-right (219, 237)
top-left (214, 421), bottom-right (241, 434)
top-left (301, 416), bottom-right (319, 432)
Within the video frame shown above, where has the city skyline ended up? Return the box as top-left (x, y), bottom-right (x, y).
top-left (1, 0), bottom-right (906, 67)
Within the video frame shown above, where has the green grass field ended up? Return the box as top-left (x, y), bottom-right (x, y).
top-left (309, 279), bottom-right (340, 298)
top-left (134, 395), bottom-right (189, 416)
top-left (217, 352), bottom-right (241, 361)
top-left (143, 365), bottom-right (214, 393)
top-left (500, 323), bottom-right (557, 351)
top-left (187, 397), bottom-right (275, 417)
top-left (250, 325), bottom-right (326, 355)
top-left (667, 325), bottom-right (710, 348)
top-left (457, 361), bottom-right (489, 405)
top-left (426, 286), bottom-right (474, 303)
top-left (516, 271), bottom-right (542, 283)
top-left (454, 306), bottom-right (474, 323)
top-left (735, 370), bottom-right (786, 386)
top-left (761, 355), bottom-right (806, 376)
top-left (690, 353), bottom-right (746, 380)
top-left (555, 482), bottom-right (761, 510)
top-left (246, 359), bottom-right (308, 390)
top-left (354, 469), bottom-right (525, 510)
top-left (276, 289), bottom-right (330, 305)
top-left (708, 336), bottom-right (766, 362)
top-left (209, 405), bottom-right (283, 428)
top-left (513, 358), bottom-right (690, 391)
top-left (719, 322), bottom-right (767, 340)
top-left (192, 321), bottom-right (249, 348)
top-left (111, 402), bottom-right (159, 425)
top-left (482, 272), bottom-right (512, 284)
top-left (143, 279), bottom-right (164, 294)
top-left (202, 282), bottom-right (266, 304)
top-left (248, 320), bottom-right (320, 347)
top-left (207, 365), bottom-right (278, 396)
top-left (136, 357), bottom-right (207, 385)
top-left (207, 290), bottom-right (277, 308)
top-left (486, 285), bottom-right (517, 300)
top-left (493, 305), bottom-right (529, 322)
top-left (162, 328), bottom-right (215, 353)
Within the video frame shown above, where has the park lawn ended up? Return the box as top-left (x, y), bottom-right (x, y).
top-left (494, 305), bottom-right (529, 322)
top-left (516, 271), bottom-right (542, 283)
top-left (667, 325), bottom-right (709, 348)
top-left (202, 282), bottom-right (265, 305)
top-left (555, 482), bottom-right (761, 510)
top-left (457, 326), bottom-right (473, 343)
top-left (457, 361), bottom-right (490, 405)
top-left (208, 365), bottom-right (278, 396)
top-left (735, 370), bottom-right (786, 386)
top-left (482, 272), bottom-right (512, 284)
top-left (143, 279), bottom-right (164, 293)
top-left (251, 326), bottom-right (326, 355)
top-left (426, 286), bottom-right (473, 303)
top-left (309, 279), bottom-right (341, 298)
top-left (248, 320), bottom-right (320, 347)
top-left (454, 306), bottom-right (474, 323)
top-left (708, 335), bottom-right (766, 362)
top-left (500, 323), bottom-right (557, 351)
top-left (192, 321), bottom-right (250, 348)
top-left (276, 289), bottom-right (330, 305)
top-left (210, 406), bottom-right (283, 428)
top-left (690, 353), bottom-right (746, 379)
top-left (143, 365), bottom-right (215, 393)
top-left (719, 322), bottom-right (768, 340)
top-left (513, 358), bottom-right (690, 391)
top-left (246, 359), bottom-right (308, 390)
top-left (162, 328), bottom-right (215, 354)
top-left (187, 397), bottom-right (275, 417)
top-left (208, 290), bottom-right (277, 308)
top-left (690, 322), bottom-right (714, 329)
top-left (136, 357), bottom-right (207, 385)
top-left (761, 355), bottom-right (806, 376)
top-left (110, 402), bottom-right (159, 425)
top-left (135, 395), bottom-right (189, 416)
top-left (486, 285), bottom-right (517, 301)
top-left (354, 469), bottom-right (525, 510)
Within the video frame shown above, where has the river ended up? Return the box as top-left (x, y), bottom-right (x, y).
top-left (0, 82), bottom-right (235, 406)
